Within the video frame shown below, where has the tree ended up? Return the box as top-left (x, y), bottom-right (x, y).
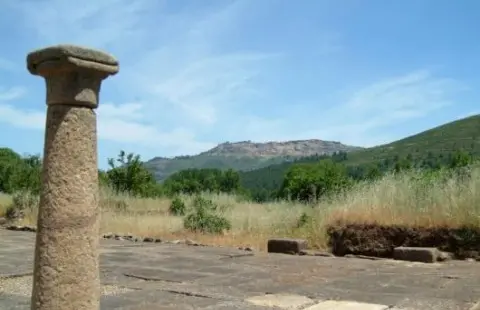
top-left (449, 149), bottom-right (472, 169)
top-left (280, 159), bottom-right (351, 203)
top-left (163, 168), bottom-right (241, 196)
top-left (106, 151), bottom-right (160, 197)
top-left (0, 148), bottom-right (41, 194)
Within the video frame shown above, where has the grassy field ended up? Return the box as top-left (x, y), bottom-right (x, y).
top-left (1, 166), bottom-right (480, 251)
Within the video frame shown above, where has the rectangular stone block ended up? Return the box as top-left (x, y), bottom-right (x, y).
top-left (393, 247), bottom-right (439, 263)
top-left (267, 238), bottom-right (307, 254)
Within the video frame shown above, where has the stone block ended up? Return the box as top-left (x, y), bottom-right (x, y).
top-left (393, 247), bottom-right (439, 263)
top-left (267, 238), bottom-right (307, 254)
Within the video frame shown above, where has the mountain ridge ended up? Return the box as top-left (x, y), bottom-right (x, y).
top-left (144, 139), bottom-right (362, 181)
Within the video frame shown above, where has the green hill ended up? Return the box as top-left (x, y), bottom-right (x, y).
top-left (345, 115), bottom-right (480, 165)
top-left (239, 115), bottom-right (480, 195)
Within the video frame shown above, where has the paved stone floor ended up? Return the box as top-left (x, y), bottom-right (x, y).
top-left (0, 229), bottom-right (479, 309)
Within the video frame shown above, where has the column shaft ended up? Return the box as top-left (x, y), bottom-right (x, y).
top-left (31, 105), bottom-right (100, 310)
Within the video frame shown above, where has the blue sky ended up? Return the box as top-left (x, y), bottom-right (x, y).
top-left (0, 0), bottom-right (479, 168)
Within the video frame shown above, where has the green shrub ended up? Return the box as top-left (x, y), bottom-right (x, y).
top-left (296, 212), bottom-right (311, 228)
top-left (169, 196), bottom-right (186, 216)
top-left (183, 196), bottom-right (231, 234)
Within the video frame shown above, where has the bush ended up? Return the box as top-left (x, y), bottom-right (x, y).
top-left (6, 191), bottom-right (38, 220)
top-left (183, 196), bottom-right (231, 234)
top-left (296, 212), bottom-right (311, 228)
top-left (169, 197), bottom-right (186, 216)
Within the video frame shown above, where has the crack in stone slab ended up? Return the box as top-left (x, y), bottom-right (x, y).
top-left (219, 253), bottom-right (255, 259)
top-left (163, 289), bottom-right (217, 299)
top-left (123, 273), bottom-right (183, 283)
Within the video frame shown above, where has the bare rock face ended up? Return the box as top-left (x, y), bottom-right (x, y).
top-left (203, 139), bottom-right (362, 157)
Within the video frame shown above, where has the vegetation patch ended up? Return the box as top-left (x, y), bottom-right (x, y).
top-left (183, 196), bottom-right (232, 234)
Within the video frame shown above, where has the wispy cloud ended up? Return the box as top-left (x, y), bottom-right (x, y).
top-left (328, 70), bottom-right (466, 134)
top-left (0, 0), bottom-right (281, 155)
top-left (0, 86), bottom-right (26, 101)
top-left (232, 70), bottom-right (468, 147)
top-left (0, 0), bottom-right (470, 157)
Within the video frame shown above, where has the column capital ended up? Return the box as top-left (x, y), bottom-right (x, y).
top-left (26, 44), bottom-right (119, 108)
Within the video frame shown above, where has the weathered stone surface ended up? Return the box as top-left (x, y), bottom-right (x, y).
top-left (1, 229), bottom-right (480, 309)
top-left (300, 249), bottom-right (335, 257)
top-left (393, 247), bottom-right (439, 263)
top-left (245, 293), bottom-right (314, 308)
top-left (304, 300), bottom-right (390, 310)
top-left (27, 44), bottom-right (118, 310)
top-left (27, 45), bottom-right (119, 108)
top-left (344, 254), bottom-right (386, 261)
top-left (27, 44), bottom-right (118, 75)
top-left (267, 238), bottom-right (307, 254)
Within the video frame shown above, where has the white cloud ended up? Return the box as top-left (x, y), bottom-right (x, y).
top-left (0, 0), bottom-right (467, 156)
top-left (4, 0), bottom-right (152, 50)
top-left (0, 104), bottom-right (44, 130)
top-left (0, 0), bottom-right (280, 156)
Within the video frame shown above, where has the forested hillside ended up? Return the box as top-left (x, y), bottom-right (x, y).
top-left (239, 115), bottom-right (480, 200)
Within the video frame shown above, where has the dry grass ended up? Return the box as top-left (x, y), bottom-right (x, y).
top-left (4, 166), bottom-right (480, 251)
top-left (0, 192), bottom-right (12, 216)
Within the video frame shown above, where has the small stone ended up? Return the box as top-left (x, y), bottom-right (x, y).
top-left (393, 247), bottom-right (439, 263)
top-left (185, 239), bottom-right (199, 246)
top-left (103, 233), bottom-right (114, 239)
top-left (438, 251), bottom-right (453, 262)
top-left (170, 239), bottom-right (183, 244)
top-left (143, 237), bottom-right (154, 242)
top-left (0, 217), bottom-right (7, 225)
top-left (267, 238), bottom-right (307, 255)
top-left (154, 238), bottom-right (162, 243)
top-left (114, 236), bottom-right (124, 241)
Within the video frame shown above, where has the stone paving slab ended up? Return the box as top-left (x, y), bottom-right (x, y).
top-left (0, 229), bottom-right (479, 309)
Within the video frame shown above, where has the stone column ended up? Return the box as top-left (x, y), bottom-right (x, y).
top-left (26, 45), bottom-right (119, 310)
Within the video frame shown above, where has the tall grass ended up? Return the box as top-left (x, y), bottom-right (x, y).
top-left (2, 166), bottom-right (480, 251)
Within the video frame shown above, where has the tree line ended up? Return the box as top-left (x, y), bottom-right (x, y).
top-left (0, 146), bottom-right (475, 203)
